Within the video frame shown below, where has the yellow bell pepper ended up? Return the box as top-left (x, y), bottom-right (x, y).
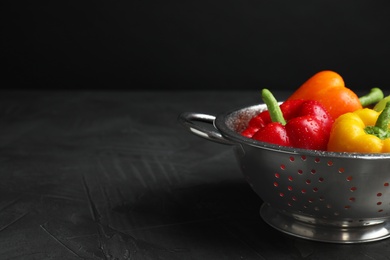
top-left (327, 102), bottom-right (390, 153)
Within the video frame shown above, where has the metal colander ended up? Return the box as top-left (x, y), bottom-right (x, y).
top-left (179, 103), bottom-right (390, 243)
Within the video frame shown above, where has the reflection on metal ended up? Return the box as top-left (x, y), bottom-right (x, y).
top-left (260, 203), bottom-right (390, 243)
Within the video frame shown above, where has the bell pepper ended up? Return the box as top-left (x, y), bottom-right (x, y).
top-left (327, 102), bottom-right (390, 153)
top-left (287, 70), bottom-right (363, 120)
top-left (242, 89), bottom-right (334, 151)
top-left (241, 99), bottom-right (307, 138)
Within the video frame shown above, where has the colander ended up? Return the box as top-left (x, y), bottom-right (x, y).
top-left (178, 103), bottom-right (390, 243)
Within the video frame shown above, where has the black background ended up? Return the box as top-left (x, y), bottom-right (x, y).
top-left (2, 0), bottom-right (390, 91)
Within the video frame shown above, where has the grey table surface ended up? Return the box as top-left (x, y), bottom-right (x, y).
top-left (0, 90), bottom-right (389, 260)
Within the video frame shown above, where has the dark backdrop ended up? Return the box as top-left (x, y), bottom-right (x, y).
top-left (2, 0), bottom-right (390, 91)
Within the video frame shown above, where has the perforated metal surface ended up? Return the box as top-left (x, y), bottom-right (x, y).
top-left (180, 103), bottom-right (390, 243)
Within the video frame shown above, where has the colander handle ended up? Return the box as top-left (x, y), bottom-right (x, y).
top-left (178, 112), bottom-right (235, 145)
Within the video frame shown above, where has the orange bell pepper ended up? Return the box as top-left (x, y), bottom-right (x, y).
top-left (287, 70), bottom-right (362, 120)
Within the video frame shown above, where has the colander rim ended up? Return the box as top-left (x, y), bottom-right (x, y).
top-left (214, 102), bottom-right (390, 160)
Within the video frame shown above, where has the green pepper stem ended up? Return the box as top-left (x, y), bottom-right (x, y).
top-left (261, 89), bottom-right (286, 125)
top-left (375, 101), bottom-right (390, 130)
top-left (359, 88), bottom-right (384, 107)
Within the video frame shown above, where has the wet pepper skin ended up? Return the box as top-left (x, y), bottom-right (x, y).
top-left (327, 108), bottom-right (390, 153)
top-left (242, 99), bottom-right (334, 151)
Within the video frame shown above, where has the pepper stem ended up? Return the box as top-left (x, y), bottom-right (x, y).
top-left (364, 101), bottom-right (390, 139)
top-left (261, 89), bottom-right (286, 125)
top-left (359, 88), bottom-right (384, 107)
top-left (375, 101), bottom-right (390, 130)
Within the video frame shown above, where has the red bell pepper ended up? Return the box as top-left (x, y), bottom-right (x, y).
top-left (241, 89), bottom-right (334, 150)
